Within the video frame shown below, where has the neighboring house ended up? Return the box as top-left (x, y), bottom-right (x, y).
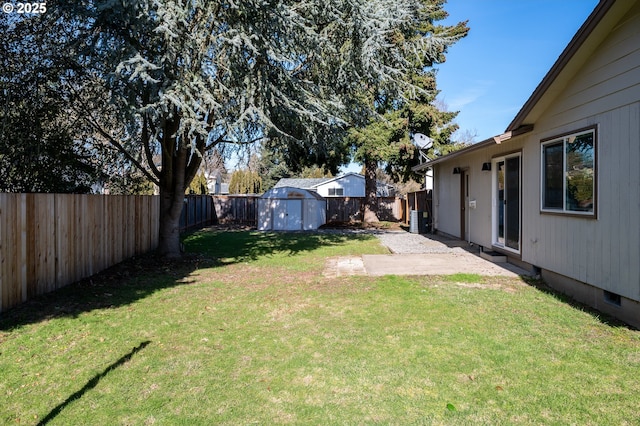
top-left (414, 0), bottom-right (640, 327)
top-left (274, 173), bottom-right (395, 197)
top-left (205, 170), bottom-right (229, 195)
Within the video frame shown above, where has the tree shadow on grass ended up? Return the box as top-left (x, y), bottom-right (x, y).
top-left (36, 341), bottom-right (151, 426)
top-left (0, 229), bottom-right (369, 331)
top-left (184, 229), bottom-right (375, 265)
top-left (0, 252), bottom-right (208, 332)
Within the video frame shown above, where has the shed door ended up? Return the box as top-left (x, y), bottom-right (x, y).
top-left (285, 200), bottom-right (302, 230)
top-left (273, 199), bottom-right (302, 230)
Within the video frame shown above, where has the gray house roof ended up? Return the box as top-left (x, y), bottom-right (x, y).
top-left (274, 178), bottom-right (329, 189)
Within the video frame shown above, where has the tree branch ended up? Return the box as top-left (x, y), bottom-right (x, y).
top-left (64, 80), bottom-right (160, 186)
top-left (142, 113), bottom-right (161, 179)
top-left (204, 135), bottom-right (266, 152)
top-left (185, 134), bottom-right (206, 188)
top-left (88, 117), bottom-right (160, 186)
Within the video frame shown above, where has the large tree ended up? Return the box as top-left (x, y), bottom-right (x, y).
top-left (14, 0), bottom-right (460, 257)
top-left (0, 13), bottom-right (101, 193)
top-left (348, 0), bottom-right (469, 222)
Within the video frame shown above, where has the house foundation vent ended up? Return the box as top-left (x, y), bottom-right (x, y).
top-left (603, 290), bottom-right (622, 307)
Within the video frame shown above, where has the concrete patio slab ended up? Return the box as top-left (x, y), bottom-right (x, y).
top-left (361, 253), bottom-right (529, 277)
top-left (320, 229), bottom-right (532, 278)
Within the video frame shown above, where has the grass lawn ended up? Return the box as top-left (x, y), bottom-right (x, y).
top-left (1, 229), bottom-right (639, 425)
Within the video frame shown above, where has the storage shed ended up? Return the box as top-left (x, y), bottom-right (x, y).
top-left (257, 187), bottom-right (326, 231)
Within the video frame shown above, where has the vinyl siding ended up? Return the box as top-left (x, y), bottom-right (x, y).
top-left (542, 12), bottom-right (640, 130)
top-left (433, 165), bottom-right (460, 238)
top-left (314, 175), bottom-right (364, 197)
top-left (431, 2), bottom-right (640, 302)
top-left (523, 104), bottom-right (640, 301)
top-left (433, 150), bottom-right (500, 247)
top-left (522, 4), bottom-right (640, 301)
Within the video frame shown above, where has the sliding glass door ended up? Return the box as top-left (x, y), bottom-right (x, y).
top-left (493, 154), bottom-right (520, 252)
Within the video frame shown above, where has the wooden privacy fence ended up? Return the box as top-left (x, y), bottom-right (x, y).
top-left (405, 190), bottom-right (433, 226)
top-left (213, 195), bottom-right (258, 225)
top-left (0, 194), bottom-right (159, 313)
top-left (180, 195), bottom-right (216, 230)
top-left (325, 197), bottom-right (403, 223)
top-left (213, 195), bottom-right (406, 226)
top-left (210, 195), bottom-right (404, 225)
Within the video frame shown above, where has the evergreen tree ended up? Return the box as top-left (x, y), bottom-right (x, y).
top-left (257, 147), bottom-right (292, 191)
top-left (348, 0), bottom-right (469, 222)
top-left (229, 170), bottom-right (263, 195)
top-left (188, 172), bottom-right (209, 195)
top-left (0, 13), bottom-right (101, 193)
top-left (16, 0), bottom-right (465, 256)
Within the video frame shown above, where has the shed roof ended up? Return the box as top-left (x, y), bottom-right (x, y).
top-left (261, 186), bottom-right (325, 200)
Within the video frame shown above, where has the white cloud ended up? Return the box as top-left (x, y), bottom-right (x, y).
top-left (445, 80), bottom-right (495, 110)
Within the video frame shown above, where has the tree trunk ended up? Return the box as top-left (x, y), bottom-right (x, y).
top-left (156, 141), bottom-right (190, 258)
top-left (157, 185), bottom-right (185, 258)
top-left (152, 113), bottom-right (207, 258)
top-left (363, 156), bottom-right (379, 223)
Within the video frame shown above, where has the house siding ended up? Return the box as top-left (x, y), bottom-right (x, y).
top-left (540, 4), bottom-right (640, 131)
top-left (433, 142), bottom-right (526, 249)
top-left (524, 103), bottom-right (640, 302)
top-left (315, 175), bottom-right (365, 197)
top-left (522, 3), bottom-right (640, 302)
top-left (433, 165), bottom-right (460, 238)
top-left (425, 0), bottom-right (640, 325)
top-left (312, 174), bottom-right (394, 198)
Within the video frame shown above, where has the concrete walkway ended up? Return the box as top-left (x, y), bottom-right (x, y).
top-left (322, 230), bottom-right (531, 278)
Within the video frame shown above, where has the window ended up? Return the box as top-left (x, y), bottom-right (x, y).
top-left (541, 127), bottom-right (596, 215)
top-left (328, 187), bottom-right (344, 196)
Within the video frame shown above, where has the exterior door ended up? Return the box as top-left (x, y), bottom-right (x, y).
top-left (493, 155), bottom-right (520, 252)
top-left (459, 170), bottom-right (468, 240)
top-left (273, 199), bottom-right (303, 230)
top-left (284, 200), bottom-right (302, 230)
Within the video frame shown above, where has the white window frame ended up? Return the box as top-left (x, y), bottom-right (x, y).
top-left (328, 187), bottom-right (344, 196)
top-left (491, 153), bottom-right (522, 254)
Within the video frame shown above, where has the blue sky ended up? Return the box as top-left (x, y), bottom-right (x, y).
top-left (436, 0), bottom-right (600, 141)
top-left (341, 0), bottom-right (599, 174)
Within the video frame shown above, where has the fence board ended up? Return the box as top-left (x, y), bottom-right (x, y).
top-left (210, 195), bottom-right (404, 225)
top-left (135, 196), bottom-right (144, 255)
top-left (1, 194), bottom-right (20, 311)
top-left (27, 194), bottom-right (56, 297)
top-left (0, 194), bottom-right (160, 313)
top-left (180, 195), bottom-right (216, 230)
top-left (212, 195), bottom-right (258, 225)
top-left (406, 190), bottom-right (433, 227)
top-left (325, 197), bottom-right (403, 223)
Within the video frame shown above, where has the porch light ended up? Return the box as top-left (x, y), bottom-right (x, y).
top-left (453, 167), bottom-right (461, 174)
top-left (482, 162), bottom-right (491, 171)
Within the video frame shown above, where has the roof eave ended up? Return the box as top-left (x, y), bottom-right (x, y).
top-left (412, 124), bottom-right (534, 171)
top-left (506, 0), bottom-right (618, 132)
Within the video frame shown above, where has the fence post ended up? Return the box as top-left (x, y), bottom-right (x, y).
top-left (19, 194), bottom-right (27, 303)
